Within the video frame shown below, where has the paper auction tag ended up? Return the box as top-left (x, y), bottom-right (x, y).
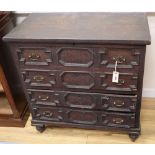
top-left (112, 60), bottom-right (119, 83)
top-left (112, 71), bottom-right (119, 83)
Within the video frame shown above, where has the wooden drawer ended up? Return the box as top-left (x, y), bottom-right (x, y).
top-left (100, 112), bottom-right (135, 128)
top-left (17, 47), bottom-right (53, 66)
top-left (16, 45), bottom-right (143, 73)
top-left (32, 106), bottom-right (63, 122)
top-left (21, 69), bottom-right (138, 93)
top-left (28, 89), bottom-right (137, 112)
top-left (32, 106), bottom-right (136, 128)
top-left (21, 69), bottom-right (56, 89)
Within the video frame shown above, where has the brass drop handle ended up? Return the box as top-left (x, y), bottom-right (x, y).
top-left (43, 111), bottom-right (53, 117)
top-left (39, 95), bottom-right (49, 101)
top-left (33, 75), bottom-right (44, 82)
top-left (28, 53), bottom-right (40, 61)
top-left (115, 79), bottom-right (125, 86)
top-left (112, 56), bottom-right (126, 64)
top-left (113, 100), bottom-right (125, 107)
top-left (113, 118), bottom-right (124, 124)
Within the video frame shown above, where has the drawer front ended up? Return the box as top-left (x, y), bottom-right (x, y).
top-left (22, 70), bottom-right (138, 93)
top-left (21, 70), bottom-right (56, 89)
top-left (33, 106), bottom-right (63, 122)
top-left (28, 89), bottom-right (137, 112)
top-left (17, 47), bottom-right (53, 66)
top-left (101, 94), bottom-right (137, 112)
top-left (101, 112), bottom-right (135, 128)
top-left (32, 106), bottom-right (136, 128)
top-left (16, 45), bottom-right (144, 73)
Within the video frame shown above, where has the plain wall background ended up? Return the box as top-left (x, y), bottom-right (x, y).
top-left (15, 13), bottom-right (155, 98)
top-left (143, 15), bottom-right (155, 97)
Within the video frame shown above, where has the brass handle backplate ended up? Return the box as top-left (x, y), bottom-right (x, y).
top-left (39, 95), bottom-right (49, 101)
top-left (112, 56), bottom-right (126, 64)
top-left (113, 118), bottom-right (124, 124)
top-left (113, 100), bottom-right (125, 107)
top-left (33, 75), bottom-right (44, 82)
top-left (28, 53), bottom-right (40, 61)
top-left (43, 111), bottom-right (53, 117)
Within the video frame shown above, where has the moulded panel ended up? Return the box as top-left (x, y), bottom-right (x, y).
top-left (21, 70), bottom-right (56, 89)
top-left (100, 73), bottom-right (138, 92)
top-left (67, 110), bottom-right (98, 125)
top-left (64, 92), bottom-right (96, 109)
top-left (101, 112), bottom-right (136, 128)
top-left (57, 47), bottom-right (94, 67)
top-left (97, 47), bottom-right (141, 70)
top-left (17, 47), bottom-right (52, 66)
top-left (60, 71), bottom-right (95, 89)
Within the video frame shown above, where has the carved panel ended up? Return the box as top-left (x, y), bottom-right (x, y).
top-left (33, 107), bottom-right (63, 121)
top-left (101, 94), bottom-right (137, 112)
top-left (97, 47), bottom-right (141, 69)
top-left (60, 71), bottom-right (95, 89)
top-left (101, 112), bottom-right (135, 128)
top-left (100, 73), bottom-right (138, 92)
top-left (64, 92), bottom-right (96, 109)
top-left (17, 47), bottom-right (52, 66)
top-left (21, 70), bottom-right (56, 89)
top-left (67, 110), bottom-right (98, 125)
top-left (57, 47), bottom-right (93, 67)
top-left (28, 90), bottom-right (60, 106)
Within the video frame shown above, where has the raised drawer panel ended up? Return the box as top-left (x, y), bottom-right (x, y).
top-left (64, 92), bottom-right (96, 109)
top-left (101, 112), bottom-right (135, 128)
top-left (57, 47), bottom-right (93, 67)
top-left (100, 48), bottom-right (141, 70)
top-left (60, 71), bottom-right (95, 90)
top-left (21, 70), bottom-right (56, 89)
top-left (33, 107), bottom-right (63, 122)
top-left (22, 70), bottom-right (138, 93)
top-left (28, 90), bottom-right (60, 107)
top-left (101, 94), bottom-right (137, 112)
top-left (17, 47), bottom-right (53, 66)
top-left (28, 90), bottom-right (137, 112)
top-left (67, 110), bottom-right (98, 125)
top-left (100, 73), bottom-right (138, 92)
top-left (32, 106), bottom-right (136, 128)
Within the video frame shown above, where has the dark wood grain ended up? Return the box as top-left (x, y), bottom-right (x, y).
top-left (3, 13), bottom-right (151, 45)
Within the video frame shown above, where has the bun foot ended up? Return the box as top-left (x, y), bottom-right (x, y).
top-left (36, 125), bottom-right (45, 133)
top-left (129, 131), bottom-right (140, 142)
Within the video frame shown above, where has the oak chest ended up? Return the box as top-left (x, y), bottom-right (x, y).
top-left (3, 13), bottom-right (151, 141)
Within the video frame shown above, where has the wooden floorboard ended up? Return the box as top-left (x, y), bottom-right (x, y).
top-left (0, 98), bottom-right (155, 144)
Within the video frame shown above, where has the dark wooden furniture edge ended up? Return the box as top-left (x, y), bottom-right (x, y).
top-left (2, 39), bottom-right (151, 45)
top-left (0, 104), bottom-right (29, 127)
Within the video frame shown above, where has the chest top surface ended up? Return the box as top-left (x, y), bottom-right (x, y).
top-left (3, 13), bottom-right (151, 45)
